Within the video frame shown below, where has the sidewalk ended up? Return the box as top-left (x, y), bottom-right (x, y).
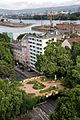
top-left (14, 66), bottom-right (39, 78)
top-left (14, 66), bottom-right (28, 77)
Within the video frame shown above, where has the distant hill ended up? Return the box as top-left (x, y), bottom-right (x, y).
top-left (0, 5), bottom-right (80, 15)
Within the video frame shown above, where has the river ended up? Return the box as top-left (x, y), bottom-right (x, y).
top-left (0, 19), bottom-right (80, 39)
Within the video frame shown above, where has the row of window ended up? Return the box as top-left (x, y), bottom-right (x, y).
top-left (30, 45), bottom-right (35, 48)
top-left (30, 52), bottom-right (35, 55)
top-left (31, 63), bottom-right (35, 65)
top-left (30, 49), bottom-right (42, 54)
top-left (37, 43), bottom-right (42, 46)
top-left (30, 49), bottom-right (35, 52)
top-left (30, 59), bottom-right (36, 63)
top-left (29, 38), bottom-right (34, 40)
top-left (30, 56), bottom-right (36, 59)
top-left (29, 41), bottom-right (35, 44)
top-left (29, 42), bottom-right (42, 46)
top-left (37, 47), bottom-right (42, 50)
top-left (30, 45), bottom-right (42, 50)
top-left (29, 38), bottom-right (42, 42)
top-left (37, 51), bottom-right (42, 54)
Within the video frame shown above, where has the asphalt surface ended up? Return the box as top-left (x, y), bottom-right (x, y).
top-left (14, 66), bottom-right (39, 80)
top-left (27, 98), bottom-right (57, 120)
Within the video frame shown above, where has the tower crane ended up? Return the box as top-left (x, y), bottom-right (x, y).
top-left (47, 11), bottom-right (53, 31)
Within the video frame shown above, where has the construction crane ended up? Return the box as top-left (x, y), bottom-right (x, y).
top-left (47, 11), bottom-right (53, 31)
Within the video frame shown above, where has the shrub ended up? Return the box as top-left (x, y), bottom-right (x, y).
top-left (39, 86), bottom-right (56, 93)
top-left (33, 81), bottom-right (46, 90)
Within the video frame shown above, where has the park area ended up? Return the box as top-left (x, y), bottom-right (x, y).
top-left (18, 76), bottom-right (64, 97)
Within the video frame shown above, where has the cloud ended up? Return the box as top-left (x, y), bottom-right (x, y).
top-left (0, 0), bottom-right (80, 9)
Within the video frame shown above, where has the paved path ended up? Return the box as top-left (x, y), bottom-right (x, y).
top-left (14, 66), bottom-right (39, 80)
top-left (17, 98), bottom-right (57, 120)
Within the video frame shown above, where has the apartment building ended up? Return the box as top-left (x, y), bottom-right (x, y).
top-left (11, 32), bottom-right (62, 70)
top-left (23, 32), bottom-right (62, 69)
top-left (11, 39), bottom-right (29, 66)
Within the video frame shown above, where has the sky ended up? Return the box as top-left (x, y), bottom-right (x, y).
top-left (0, 0), bottom-right (80, 10)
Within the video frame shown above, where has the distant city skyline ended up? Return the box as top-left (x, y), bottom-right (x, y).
top-left (0, 0), bottom-right (80, 10)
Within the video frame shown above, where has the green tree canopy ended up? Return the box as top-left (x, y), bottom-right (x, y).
top-left (0, 79), bottom-right (39, 120)
top-left (0, 33), bottom-right (14, 79)
top-left (36, 41), bottom-right (72, 78)
top-left (49, 85), bottom-right (80, 120)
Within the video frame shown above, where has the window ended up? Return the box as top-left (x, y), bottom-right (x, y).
top-left (31, 63), bottom-right (34, 65)
top-left (33, 50), bottom-right (35, 52)
top-left (37, 43), bottom-right (42, 46)
top-left (33, 46), bottom-right (35, 48)
top-left (37, 39), bottom-right (42, 42)
top-left (30, 59), bottom-right (35, 62)
top-left (40, 48), bottom-right (42, 50)
top-left (37, 47), bottom-right (39, 49)
top-left (30, 52), bottom-right (35, 55)
top-left (30, 56), bottom-right (35, 59)
top-left (37, 51), bottom-right (42, 54)
top-left (30, 49), bottom-right (32, 51)
top-left (29, 41), bottom-right (32, 43)
top-left (30, 52), bottom-right (33, 54)
top-left (37, 51), bottom-right (40, 53)
top-left (37, 47), bottom-right (42, 50)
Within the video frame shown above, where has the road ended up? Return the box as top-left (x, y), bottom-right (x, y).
top-left (32, 98), bottom-right (57, 120)
top-left (18, 97), bottom-right (57, 120)
top-left (14, 66), bottom-right (39, 80)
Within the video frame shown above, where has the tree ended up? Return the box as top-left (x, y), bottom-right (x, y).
top-left (49, 86), bottom-right (80, 120)
top-left (0, 33), bottom-right (14, 79)
top-left (0, 79), bottom-right (39, 120)
top-left (36, 41), bottom-right (72, 78)
top-left (71, 42), bottom-right (80, 64)
top-left (64, 55), bottom-right (80, 88)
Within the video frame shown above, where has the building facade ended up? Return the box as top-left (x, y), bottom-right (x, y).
top-left (11, 32), bottom-right (62, 70)
top-left (56, 22), bottom-right (80, 35)
top-left (11, 39), bottom-right (29, 66)
top-left (23, 32), bottom-right (62, 69)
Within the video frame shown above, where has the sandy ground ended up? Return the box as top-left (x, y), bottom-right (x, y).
top-left (19, 76), bottom-right (64, 96)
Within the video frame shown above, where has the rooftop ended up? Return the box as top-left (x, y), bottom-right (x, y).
top-left (23, 32), bottom-right (61, 40)
top-left (66, 36), bottom-right (80, 45)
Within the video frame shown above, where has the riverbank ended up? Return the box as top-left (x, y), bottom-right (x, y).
top-left (32, 25), bottom-right (54, 31)
top-left (0, 21), bottom-right (32, 28)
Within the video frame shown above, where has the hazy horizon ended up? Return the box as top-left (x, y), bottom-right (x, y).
top-left (0, 0), bottom-right (80, 10)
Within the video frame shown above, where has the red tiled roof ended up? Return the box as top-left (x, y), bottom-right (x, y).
top-left (67, 37), bottom-right (80, 45)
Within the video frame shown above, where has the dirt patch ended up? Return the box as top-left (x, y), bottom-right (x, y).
top-left (19, 76), bottom-right (64, 96)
